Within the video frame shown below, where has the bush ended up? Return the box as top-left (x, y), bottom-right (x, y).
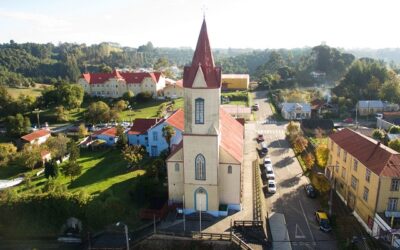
top-left (136, 91), bottom-right (153, 102)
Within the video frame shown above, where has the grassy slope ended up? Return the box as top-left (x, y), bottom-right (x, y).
top-left (6, 84), bottom-right (50, 98)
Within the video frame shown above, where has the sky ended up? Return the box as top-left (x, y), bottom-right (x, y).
top-left (1, 0), bottom-right (400, 49)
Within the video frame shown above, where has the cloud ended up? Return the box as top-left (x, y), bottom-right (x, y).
top-left (0, 9), bottom-right (70, 28)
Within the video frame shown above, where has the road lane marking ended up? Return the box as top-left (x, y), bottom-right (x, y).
top-left (295, 224), bottom-right (306, 239)
top-left (299, 200), bottom-right (316, 246)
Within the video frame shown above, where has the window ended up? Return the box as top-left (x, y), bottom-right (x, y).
top-left (195, 98), bottom-right (204, 124)
top-left (353, 159), bottom-right (358, 172)
top-left (195, 154), bottom-right (206, 180)
top-left (153, 131), bottom-right (158, 141)
top-left (343, 151), bottom-right (347, 162)
top-left (351, 176), bottom-right (358, 190)
top-left (341, 167), bottom-right (347, 179)
top-left (391, 179), bottom-right (400, 191)
top-left (388, 198), bottom-right (398, 211)
top-left (363, 187), bottom-right (369, 201)
top-left (335, 162), bottom-right (339, 173)
top-left (175, 163), bottom-right (179, 172)
top-left (151, 146), bottom-right (158, 156)
top-left (366, 169), bottom-right (371, 183)
top-left (228, 165), bottom-right (232, 174)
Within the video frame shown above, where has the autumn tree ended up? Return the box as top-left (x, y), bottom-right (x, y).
top-left (45, 134), bottom-right (70, 159)
top-left (315, 144), bottom-right (329, 168)
top-left (293, 136), bottom-right (308, 154)
top-left (122, 145), bottom-right (145, 169)
top-left (0, 143), bottom-right (17, 167)
top-left (114, 100), bottom-right (128, 112)
top-left (17, 144), bottom-right (43, 170)
top-left (303, 152), bottom-right (315, 169)
top-left (55, 105), bottom-right (69, 122)
top-left (162, 125), bottom-right (176, 153)
top-left (286, 121), bottom-right (301, 142)
top-left (116, 125), bottom-right (127, 149)
top-left (78, 123), bottom-right (88, 138)
top-left (86, 101), bottom-right (110, 124)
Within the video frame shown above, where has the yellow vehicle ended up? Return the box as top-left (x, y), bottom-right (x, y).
top-left (315, 211), bottom-right (332, 232)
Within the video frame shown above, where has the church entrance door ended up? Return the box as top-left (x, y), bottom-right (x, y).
top-left (195, 188), bottom-right (207, 211)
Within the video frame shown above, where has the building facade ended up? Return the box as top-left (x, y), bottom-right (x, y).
top-left (281, 103), bottom-right (311, 120)
top-left (327, 128), bottom-right (400, 240)
top-left (21, 129), bottom-right (51, 145)
top-left (166, 19), bottom-right (243, 216)
top-left (163, 80), bottom-right (184, 99)
top-left (92, 127), bottom-right (118, 146)
top-left (79, 70), bottom-right (166, 98)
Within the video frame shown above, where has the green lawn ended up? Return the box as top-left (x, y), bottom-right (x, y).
top-left (221, 90), bottom-right (249, 106)
top-left (6, 84), bottom-right (50, 98)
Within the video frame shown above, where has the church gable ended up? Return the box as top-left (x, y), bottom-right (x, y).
top-left (192, 66), bottom-right (208, 88)
top-left (166, 144), bottom-right (183, 162)
top-left (219, 146), bottom-right (241, 164)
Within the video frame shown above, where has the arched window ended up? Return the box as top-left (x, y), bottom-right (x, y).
top-left (175, 163), bottom-right (180, 172)
top-left (195, 98), bottom-right (204, 124)
top-left (228, 165), bottom-right (232, 174)
top-left (195, 154), bottom-right (206, 180)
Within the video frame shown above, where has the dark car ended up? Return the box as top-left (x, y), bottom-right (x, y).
top-left (304, 184), bottom-right (316, 198)
top-left (252, 104), bottom-right (259, 111)
top-left (257, 134), bottom-right (264, 142)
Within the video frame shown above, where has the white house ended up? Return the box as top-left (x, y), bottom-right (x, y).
top-left (92, 127), bottom-right (118, 146)
top-left (281, 103), bottom-right (311, 120)
top-left (127, 118), bottom-right (162, 149)
top-left (358, 100), bottom-right (384, 116)
top-left (166, 19), bottom-right (244, 216)
top-left (79, 70), bottom-right (166, 98)
top-left (21, 129), bottom-right (51, 145)
top-left (163, 80), bottom-right (184, 99)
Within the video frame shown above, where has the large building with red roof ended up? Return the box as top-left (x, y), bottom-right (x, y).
top-left (327, 128), bottom-right (400, 238)
top-left (166, 19), bottom-right (244, 215)
top-left (78, 70), bottom-right (166, 98)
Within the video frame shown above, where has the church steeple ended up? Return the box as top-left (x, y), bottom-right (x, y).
top-left (183, 19), bottom-right (221, 89)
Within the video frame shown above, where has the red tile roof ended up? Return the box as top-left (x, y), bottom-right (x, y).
top-left (128, 118), bottom-right (161, 135)
top-left (175, 79), bottom-right (183, 87)
top-left (220, 108), bottom-right (244, 162)
top-left (41, 150), bottom-right (51, 158)
top-left (81, 71), bottom-right (162, 85)
top-left (93, 127), bottom-right (117, 137)
top-left (165, 109), bottom-right (184, 131)
top-left (183, 19), bottom-right (221, 89)
top-left (330, 128), bottom-right (400, 177)
top-left (21, 129), bottom-right (50, 142)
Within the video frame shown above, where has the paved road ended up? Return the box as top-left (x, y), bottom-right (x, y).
top-left (252, 91), bottom-right (337, 250)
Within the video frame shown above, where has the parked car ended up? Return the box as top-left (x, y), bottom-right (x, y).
top-left (343, 117), bottom-right (353, 123)
top-left (252, 103), bottom-right (259, 111)
top-left (260, 142), bottom-right (268, 154)
top-left (257, 134), bottom-right (264, 142)
top-left (304, 184), bottom-right (316, 198)
top-left (264, 157), bottom-right (272, 167)
top-left (315, 211), bottom-right (332, 232)
top-left (265, 165), bottom-right (275, 180)
top-left (267, 180), bottom-right (277, 193)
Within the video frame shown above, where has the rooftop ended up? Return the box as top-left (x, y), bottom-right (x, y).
top-left (21, 129), bottom-right (50, 142)
top-left (128, 118), bottom-right (161, 135)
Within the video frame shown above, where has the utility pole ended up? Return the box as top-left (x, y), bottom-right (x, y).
top-left (183, 195), bottom-right (186, 232)
top-left (328, 165), bottom-right (335, 217)
top-left (33, 108), bottom-right (41, 128)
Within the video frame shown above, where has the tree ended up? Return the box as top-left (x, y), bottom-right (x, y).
top-left (62, 161), bottom-right (82, 181)
top-left (115, 100), bottom-right (128, 112)
top-left (286, 121), bottom-right (301, 142)
top-left (162, 125), bottom-right (176, 153)
top-left (59, 84), bottom-right (84, 109)
top-left (18, 144), bottom-right (42, 170)
top-left (303, 152), bottom-right (315, 169)
top-left (379, 76), bottom-right (400, 103)
top-left (86, 101), bottom-right (110, 124)
top-left (122, 145), bottom-right (145, 169)
top-left (45, 134), bottom-right (70, 160)
top-left (389, 139), bottom-right (400, 152)
top-left (44, 159), bottom-right (59, 179)
top-left (0, 85), bottom-right (13, 116)
top-left (315, 144), bottom-right (329, 168)
top-left (293, 136), bottom-right (308, 154)
top-left (55, 105), bottom-right (69, 122)
top-left (153, 57), bottom-right (169, 70)
top-left (67, 141), bottom-right (80, 162)
top-left (77, 123), bottom-right (88, 138)
top-left (372, 129), bottom-right (386, 141)
top-left (0, 143), bottom-right (17, 167)
top-left (115, 125), bottom-right (127, 149)
top-left (389, 126), bottom-right (400, 134)
top-left (6, 114), bottom-right (31, 137)
top-left (122, 90), bottom-right (134, 102)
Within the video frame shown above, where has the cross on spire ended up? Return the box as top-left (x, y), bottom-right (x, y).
top-left (201, 5), bottom-right (207, 19)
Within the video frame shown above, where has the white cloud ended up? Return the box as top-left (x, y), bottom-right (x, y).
top-left (0, 9), bottom-right (70, 28)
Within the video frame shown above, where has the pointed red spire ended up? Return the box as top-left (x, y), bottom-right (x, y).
top-left (183, 19), bottom-right (221, 89)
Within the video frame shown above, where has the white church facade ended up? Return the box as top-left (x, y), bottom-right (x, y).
top-left (166, 19), bottom-right (244, 216)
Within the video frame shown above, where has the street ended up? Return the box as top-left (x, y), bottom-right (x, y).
top-left (253, 91), bottom-right (337, 250)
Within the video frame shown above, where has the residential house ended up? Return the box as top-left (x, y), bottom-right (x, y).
top-left (221, 74), bottom-right (249, 90)
top-left (92, 127), bottom-right (118, 146)
top-left (163, 79), bottom-right (184, 99)
top-left (281, 103), bottom-right (311, 120)
top-left (21, 129), bottom-right (51, 145)
top-left (127, 118), bottom-right (162, 150)
top-left (166, 19), bottom-right (244, 216)
top-left (146, 109), bottom-right (184, 157)
top-left (326, 128), bottom-right (400, 246)
top-left (310, 99), bottom-right (337, 118)
top-left (79, 70), bottom-right (166, 98)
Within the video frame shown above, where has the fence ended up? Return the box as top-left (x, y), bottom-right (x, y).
top-left (192, 232), bottom-right (252, 250)
top-left (377, 118), bottom-right (395, 131)
top-left (234, 220), bottom-right (263, 228)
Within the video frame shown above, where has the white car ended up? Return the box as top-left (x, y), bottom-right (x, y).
top-left (265, 165), bottom-right (275, 180)
top-left (268, 180), bottom-right (277, 193)
top-left (264, 157), bottom-right (272, 168)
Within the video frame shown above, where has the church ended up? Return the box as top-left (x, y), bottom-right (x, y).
top-left (166, 19), bottom-right (244, 216)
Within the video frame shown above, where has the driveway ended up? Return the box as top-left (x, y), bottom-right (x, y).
top-left (252, 90), bottom-right (337, 250)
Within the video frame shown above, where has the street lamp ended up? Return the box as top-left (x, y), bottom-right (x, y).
top-left (116, 222), bottom-right (130, 250)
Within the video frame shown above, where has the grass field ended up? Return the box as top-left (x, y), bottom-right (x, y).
top-left (6, 84), bottom-right (50, 98)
